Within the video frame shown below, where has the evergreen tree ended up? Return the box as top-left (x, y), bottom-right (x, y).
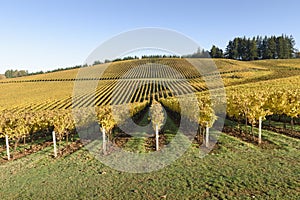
top-left (225, 40), bottom-right (234, 59)
top-left (262, 36), bottom-right (269, 59)
top-left (210, 45), bottom-right (217, 58)
top-left (276, 35), bottom-right (285, 59)
top-left (210, 45), bottom-right (224, 58)
top-left (238, 37), bottom-right (248, 60)
top-left (220, 34), bottom-right (295, 61)
top-left (283, 35), bottom-right (290, 59)
top-left (248, 37), bottom-right (258, 60)
top-left (268, 36), bottom-right (277, 59)
top-left (256, 36), bottom-right (263, 59)
top-left (233, 38), bottom-right (239, 59)
top-left (216, 48), bottom-right (224, 58)
top-left (288, 35), bottom-right (295, 58)
top-left (295, 51), bottom-right (300, 58)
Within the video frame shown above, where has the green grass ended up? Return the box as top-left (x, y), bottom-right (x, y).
top-left (124, 137), bottom-right (147, 153)
top-left (0, 128), bottom-right (299, 199)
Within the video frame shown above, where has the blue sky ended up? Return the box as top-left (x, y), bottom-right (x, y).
top-left (0, 0), bottom-right (299, 73)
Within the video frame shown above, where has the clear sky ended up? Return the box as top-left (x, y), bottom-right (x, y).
top-left (0, 0), bottom-right (299, 73)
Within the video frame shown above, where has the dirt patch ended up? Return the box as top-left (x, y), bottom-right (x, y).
top-left (0, 140), bottom-right (84, 163)
top-left (144, 134), bottom-right (168, 151)
top-left (114, 136), bottom-right (130, 149)
top-left (222, 126), bottom-right (278, 149)
top-left (0, 141), bottom-right (54, 164)
top-left (58, 140), bottom-right (83, 158)
top-left (264, 125), bottom-right (300, 139)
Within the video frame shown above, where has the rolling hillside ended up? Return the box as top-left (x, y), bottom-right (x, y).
top-left (0, 58), bottom-right (299, 199)
top-left (1, 58), bottom-right (300, 110)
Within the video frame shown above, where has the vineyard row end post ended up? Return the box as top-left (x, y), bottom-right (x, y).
top-left (258, 116), bottom-right (262, 144)
top-left (155, 124), bottom-right (159, 151)
top-left (6, 135), bottom-right (10, 160)
top-left (52, 131), bottom-right (57, 158)
top-left (205, 123), bottom-right (209, 148)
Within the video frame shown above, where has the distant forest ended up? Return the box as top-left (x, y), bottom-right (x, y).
top-left (210, 34), bottom-right (299, 60)
top-left (3, 65), bottom-right (85, 79)
top-left (2, 34), bottom-right (299, 78)
top-left (4, 69), bottom-right (28, 78)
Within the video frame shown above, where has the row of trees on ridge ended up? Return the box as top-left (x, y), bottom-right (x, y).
top-left (210, 34), bottom-right (297, 60)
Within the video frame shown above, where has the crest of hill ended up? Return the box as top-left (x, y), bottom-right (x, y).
top-left (1, 58), bottom-right (300, 82)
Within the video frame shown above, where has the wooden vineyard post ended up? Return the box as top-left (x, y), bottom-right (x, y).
top-left (205, 123), bottom-right (209, 148)
top-left (52, 131), bottom-right (57, 158)
top-left (5, 135), bottom-right (10, 160)
top-left (102, 128), bottom-right (107, 155)
top-left (155, 124), bottom-right (159, 151)
top-left (258, 116), bottom-right (262, 144)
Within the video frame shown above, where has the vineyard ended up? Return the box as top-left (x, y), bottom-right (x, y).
top-left (1, 58), bottom-right (300, 109)
top-left (0, 58), bottom-right (300, 159)
top-left (0, 58), bottom-right (299, 199)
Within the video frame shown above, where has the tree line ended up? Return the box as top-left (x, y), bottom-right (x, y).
top-left (92, 55), bottom-right (181, 65)
top-left (4, 69), bottom-right (28, 78)
top-left (210, 34), bottom-right (297, 60)
top-left (2, 34), bottom-right (298, 78)
top-left (3, 65), bottom-right (85, 79)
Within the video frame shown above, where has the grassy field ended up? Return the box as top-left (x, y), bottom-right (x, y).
top-left (0, 126), bottom-right (299, 199)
